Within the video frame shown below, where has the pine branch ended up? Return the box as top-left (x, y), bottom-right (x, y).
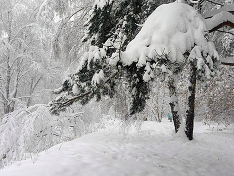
top-left (50, 69), bottom-right (120, 114)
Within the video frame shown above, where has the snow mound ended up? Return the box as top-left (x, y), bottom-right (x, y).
top-left (121, 2), bottom-right (209, 66)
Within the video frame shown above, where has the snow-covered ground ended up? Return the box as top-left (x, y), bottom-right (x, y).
top-left (1, 120), bottom-right (234, 176)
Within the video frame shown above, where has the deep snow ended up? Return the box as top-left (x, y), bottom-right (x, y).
top-left (0, 120), bottom-right (234, 176)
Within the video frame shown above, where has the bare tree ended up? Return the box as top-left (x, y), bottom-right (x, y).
top-left (0, 0), bottom-right (58, 115)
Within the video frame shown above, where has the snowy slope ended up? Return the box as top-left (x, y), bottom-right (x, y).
top-left (1, 120), bottom-right (234, 176)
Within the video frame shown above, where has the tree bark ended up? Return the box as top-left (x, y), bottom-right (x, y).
top-left (168, 76), bottom-right (181, 133)
top-left (185, 64), bottom-right (197, 140)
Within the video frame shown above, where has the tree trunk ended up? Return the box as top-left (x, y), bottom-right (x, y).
top-left (168, 76), bottom-right (181, 133)
top-left (185, 64), bottom-right (197, 140)
top-left (4, 55), bottom-right (12, 114)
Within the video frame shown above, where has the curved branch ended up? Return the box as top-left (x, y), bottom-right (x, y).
top-left (206, 11), bottom-right (234, 33)
top-left (50, 69), bottom-right (120, 114)
top-left (203, 4), bottom-right (234, 19)
top-left (220, 57), bottom-right (234, 66)
top-left (209, 21), bottom-right (234, 33)
top-left (221, 62), bottom-right (234, 66)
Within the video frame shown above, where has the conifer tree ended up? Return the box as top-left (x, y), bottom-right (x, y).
top-left (50, 0), bottom-right (224, 141)
top-left (50, 0), bottom-right (170, 115)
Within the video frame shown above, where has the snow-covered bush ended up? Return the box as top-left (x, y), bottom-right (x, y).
top-left (0, 101), bottom-right (105, 168)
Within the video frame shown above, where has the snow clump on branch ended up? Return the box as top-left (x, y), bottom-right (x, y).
top-left (120, 2), bottom-right (219, 82)
top-left (93, 0), bottom-right (113, 9)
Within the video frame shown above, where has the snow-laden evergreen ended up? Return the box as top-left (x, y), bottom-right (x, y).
top-left (50, 0), bottom-right (172, 115)
top-left (50, 1), bottom-right (223, 140)
top-left (0, 0), bottom-right (233, 173)
top-left (121, 2), bottom-right (219, 80)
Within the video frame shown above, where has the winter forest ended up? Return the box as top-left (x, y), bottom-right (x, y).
top-left (0, 0), bottom-right (233, 175)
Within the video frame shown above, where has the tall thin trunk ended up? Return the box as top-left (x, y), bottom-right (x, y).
top-left (3, 11), bottom-right (13, 114)
top-left (185, 64), bottom-right (197, 140)
top-left (168, 76), bottom-right (181, 133)
top-left (4, 56), bottom-right (11, 114)
top-left (27, 76), bottom-right (43, 107)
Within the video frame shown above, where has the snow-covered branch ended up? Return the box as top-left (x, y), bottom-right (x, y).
top-left (12, 23), bottom-right (40, 39)
top-left (205, 11), bottom-right (234, 33)
top-left (203, 4), bottom-right (234, 19)
top-left (50, 69), bottom-right (120, 115)
top-left (220, 57), bottom-right (234, 66)
top-left (187, 0), bottom-right (200, 4)
top-left (0, 89), bottom-right (7, 102)
top-left (9, 54), bottom-right (31, 70)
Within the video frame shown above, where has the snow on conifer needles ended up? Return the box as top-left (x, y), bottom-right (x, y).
top-left (50, 2), bottom-right (220, 116)
top-left (121, 2), bottom-right (219, 82)
top-left (50, 69), bottom-right (120, 115)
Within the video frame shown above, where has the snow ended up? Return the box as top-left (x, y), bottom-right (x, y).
top-left (0, 31), bottom-right (8, 39)
top-left (93, 0), bottom-right (112, 9)
top-left (72, 84), bottom-right (79, 94)
top-left (109, 52), bottom-right (120, 66)
top-left (143, 63), bottom-right (154, 82)
top-left (203, 4), bottom-right (234, 19)
top-left (220, 57), bottom-right (234, 64)
top-left (121, 2), bottom-right (208, 66)
top-left (77, 46), bottom-right (106, 71)
top-left (205, 11), bottom-right (234, 32)
top-left (188, 43), bottom-right (219, 79)
top-left (176, 0), bottom-right (187, 3)
top-left (160, 64), bottom-right (167, 73)
top-left (53, 86), bottom-right (63, 94)
top-left (1, 120), bottom-right (234, 176)
top-left (92, 70), bottom-right (105, 85)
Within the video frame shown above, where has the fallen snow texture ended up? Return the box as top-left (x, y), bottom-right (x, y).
top-left (203, 4), bottom-right (234, 19)
top-left (121, 2), bottom-right (209, 65)
top-left (205, 11), bottom-right (234, 32)
top-left (1, 120), bottom-right (234, 176)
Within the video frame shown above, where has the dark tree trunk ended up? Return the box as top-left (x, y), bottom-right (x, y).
top-left (185, 64), bottom-right (197, 140)
top-left (168, 76), bottom-right (181, 133)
